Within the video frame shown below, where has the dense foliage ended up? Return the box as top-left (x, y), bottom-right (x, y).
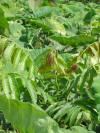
top-left (0, 0), bottom-right (100, 133)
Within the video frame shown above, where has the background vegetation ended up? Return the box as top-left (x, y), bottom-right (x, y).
top-left (0, 0), bottom-right (100, 133)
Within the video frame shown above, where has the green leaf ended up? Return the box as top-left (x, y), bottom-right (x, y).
top-left (28, 0), bottom-right (41, 11)
top-left (0, 94), bottom-right (95, 133)
top-left (69, 107), bottom-right (80, 127)
top-left (50, 34), bottom-right (96, 46)
top-left (9, 22), bottom-right (25, 46)
top-left (33, 6), bottom-right (62, 18)
top-left (84, 9), bottom-right (96, 24)
top-left (0, 8), bottom-right (9, 35)
top-left (0, 0), bottom-right (19, 18)
top-left (92, 76), bottom-right (100, 122)
top-left (46, 18), bottom-right (66, 35)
